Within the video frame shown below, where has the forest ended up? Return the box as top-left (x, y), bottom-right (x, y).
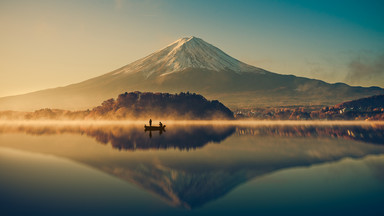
top-left (0, 92), bottom-right (234, 120)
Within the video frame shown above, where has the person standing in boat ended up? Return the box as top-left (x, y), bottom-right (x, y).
top-left (149, 119), bottom-right (152, 127)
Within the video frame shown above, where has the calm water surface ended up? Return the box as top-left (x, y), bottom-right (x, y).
top-left (0, 122), bottom-right (384, 216)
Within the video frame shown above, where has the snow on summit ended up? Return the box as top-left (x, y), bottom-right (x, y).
top-left (113, 36), bottom-right (262, 78)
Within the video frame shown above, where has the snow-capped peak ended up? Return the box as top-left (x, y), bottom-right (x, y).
top-left (113, 36), bottom-right (263, 78)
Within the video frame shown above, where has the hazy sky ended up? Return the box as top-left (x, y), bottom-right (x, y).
top-left (1, 0), bottom-right (383, 97)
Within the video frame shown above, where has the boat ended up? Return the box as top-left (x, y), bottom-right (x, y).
top-left (144, 125), bottom-right (166, 131)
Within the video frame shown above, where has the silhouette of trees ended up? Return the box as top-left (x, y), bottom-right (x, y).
top-left (90, 91), bottom-right (234, 119)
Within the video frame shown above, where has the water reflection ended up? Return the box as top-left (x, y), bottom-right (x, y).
top-left (0, 123), bottom-right (384, 211)
top-left (0, 124), bottom-right (236, 151)
top-left (235, 125), bottom-right (384, 145)
top-left (146, 128), bottom-right (165, 138)
top-left (0, 124), bottom-right (383, 148)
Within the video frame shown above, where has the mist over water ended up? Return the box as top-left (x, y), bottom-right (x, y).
top-left (0, 120), bottom-right (384, 215)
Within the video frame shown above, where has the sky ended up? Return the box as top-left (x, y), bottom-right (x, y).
top-left (0, 0), bottom-right (383, 97)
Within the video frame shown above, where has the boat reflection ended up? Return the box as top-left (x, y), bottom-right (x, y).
top-left (146, 128), bottom-right (165, 138)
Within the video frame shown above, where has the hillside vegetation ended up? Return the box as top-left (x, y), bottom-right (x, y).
top-left (0, 92), bottom-right (234, 120)
top-left (235, 94), bottom-right (384, 120)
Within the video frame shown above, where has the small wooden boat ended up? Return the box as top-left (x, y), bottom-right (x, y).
top-left (145, 125), bottom-right (166, 131)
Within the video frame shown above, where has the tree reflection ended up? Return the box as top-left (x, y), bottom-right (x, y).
top-left (235, 125), bottom-right (384, 145)
top-left (89, 125), bottom-right (235, 151)
top-left (0, 124), bottom-right (236, 151)
top-left (0, 124), bottom-right (383, 148)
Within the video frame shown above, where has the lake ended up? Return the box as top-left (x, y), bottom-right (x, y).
top-left (1, 121), bottom-right (384, 216)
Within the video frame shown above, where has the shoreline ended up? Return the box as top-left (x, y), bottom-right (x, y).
top-left (0, 119), bottom-right (384, 126)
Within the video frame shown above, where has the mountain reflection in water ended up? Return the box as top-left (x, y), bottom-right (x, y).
top-left (0, 123), bottom-right (384, 210)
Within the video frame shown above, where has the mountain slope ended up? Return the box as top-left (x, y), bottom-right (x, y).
top-left (334, 94), bottom-right (384, 110)
top-left (0, 36), bottom-right (383, 110)
top-left (111, 36), bottom-right (261, 78)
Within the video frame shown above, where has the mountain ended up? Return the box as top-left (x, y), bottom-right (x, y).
top-left (0, 36), bottom-right (383, 111)
top-left (334, 94), bottom-right (384, 110)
